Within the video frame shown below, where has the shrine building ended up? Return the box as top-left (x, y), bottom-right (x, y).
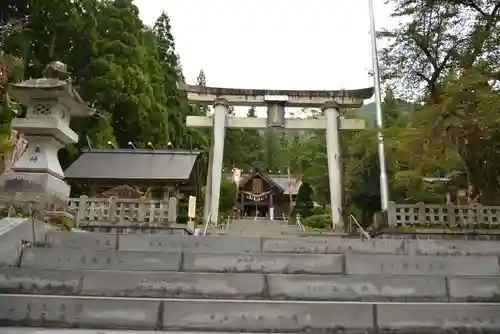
top-left (64, 148), bottom-right (201, 200)
top-left (230, 170), bottom-right (302, 219)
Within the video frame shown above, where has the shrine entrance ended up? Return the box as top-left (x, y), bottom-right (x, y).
top-left (183, 84), bottom-right (373, 227)
top-left (236, 170), bottom-right (286, 220)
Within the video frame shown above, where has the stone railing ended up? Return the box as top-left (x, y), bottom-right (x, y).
top-left (68, 196), bottom-right (178, 231)
top-left (387, 201), bottom-right (500, 229)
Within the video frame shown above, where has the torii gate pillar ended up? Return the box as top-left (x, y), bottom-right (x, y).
top-left (204, 98), bottom-right (228, 225)
top-left (323, 101), bottom-right (343, 227)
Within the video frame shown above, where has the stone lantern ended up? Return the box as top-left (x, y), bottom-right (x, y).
top-left (0, 61), bottom-right (94, 211)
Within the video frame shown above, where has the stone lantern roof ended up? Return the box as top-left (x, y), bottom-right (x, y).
top-left (9, 61), bottom-right (94, 117)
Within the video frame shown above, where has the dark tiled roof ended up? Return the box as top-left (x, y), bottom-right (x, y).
top-left (64, 149), bottom-right (199, 181)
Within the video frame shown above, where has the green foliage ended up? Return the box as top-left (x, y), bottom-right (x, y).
top-left (219, 180), bottom-right (237, 214)
top-left (379, 0), bottom-right (500, 204)
top-left (44, 215), bottom-right (73, 231)
top-left (293, 182), bottom-right (314, 218)
top-left (2, 1), bottom-right (192, 171)
top-left (201, 180), bottom-right (237, 217)
top-left (0, 206), bottom-right (73, 231)
top-left (303, 213), bottom-right (331, 230)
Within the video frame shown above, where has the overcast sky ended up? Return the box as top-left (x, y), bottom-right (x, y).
top-left (134, 0), bottom-right (396, 114)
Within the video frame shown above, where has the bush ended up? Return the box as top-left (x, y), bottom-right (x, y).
top-left (0, 205), bottom-right (73, 231)
top-left (293, 183), bottom-right (314, 218)
top-left (44, 215), bottom-right (73, 231)
top-left (303, 213), bottom-right (331, 230)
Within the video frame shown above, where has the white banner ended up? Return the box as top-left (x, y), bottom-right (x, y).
top-left (188, 195), bottom-right (196, 218)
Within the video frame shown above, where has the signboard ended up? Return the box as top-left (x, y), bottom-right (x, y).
top-left (188, 195), bottom-right (196, 218)
top-left (266, 102), bottom-right (286, 128)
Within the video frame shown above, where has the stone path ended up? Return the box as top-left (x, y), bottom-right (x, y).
top-left (225, 218), bottom-right (301, 236)
top-left (1, 220), bottom-right (500, 333)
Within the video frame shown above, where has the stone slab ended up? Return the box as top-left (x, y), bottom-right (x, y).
top-left (0, 171), bottom-right (71, 204)
top-left (0, 295), bottom-right (160, 330)
top-left (407, 239), bottom-right (500, 256)
top-left (345, 254), bottom-right (500, 276)
top-left (82, 271), bottom-right (265, 299)
top-left (267, 274), bottom-right (448, 301)
top-left (161, 300), bottom-right (374, 332)
top-left (118, 234), bottom-right (261, 253)
top-left (182, 253), bottom-right (344, 274)
top-left (0, 330), bottom-right (197, 334)
top-left (0, 267), bottom-right (81, 295)
top-left (449, 277), bottom-right (500, 302)
top-left (377, 303), bottom-right (500, 333)
top-left (0, 217), bottom-right (49, 266)
top-left (21, 248), bottom-right (181, 271)
top-left (263, 237), bottom-right (405, 254)
top-left (46, 230), bottom-right (117, 250)
top-left (0, 330), bottom-right (155, 334)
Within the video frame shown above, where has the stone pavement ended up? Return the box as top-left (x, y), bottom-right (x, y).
top-left (1, 218), bottom-right (500, 333)
top-left (224, 218), bottom-right (302, 236)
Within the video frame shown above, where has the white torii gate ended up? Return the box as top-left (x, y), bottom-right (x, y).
top-left (182, 84), bottom-right (374, 228)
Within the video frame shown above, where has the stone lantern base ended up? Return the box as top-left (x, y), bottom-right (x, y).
top-left (0, 172), bottom-right (70, 211)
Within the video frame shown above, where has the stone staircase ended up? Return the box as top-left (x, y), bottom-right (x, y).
top-left (225, 218), bottom-right (301, 236)
top-left (1, 225), bottom-right (500, 333)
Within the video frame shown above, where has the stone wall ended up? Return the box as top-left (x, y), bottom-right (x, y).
top-left (387, 201), bottom-right (500, 229)
top-left (68, 195), bottom-right (178, 229)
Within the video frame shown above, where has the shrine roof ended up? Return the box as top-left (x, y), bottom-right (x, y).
top-left (270, 175), bottom-right (302, 195)
top-left (225, 173), bottom-right (302, 195)
top-left (64, 149), bottom-right (199, 181)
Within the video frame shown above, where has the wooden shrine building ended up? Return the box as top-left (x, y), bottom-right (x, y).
top-left (232, 170), bottom-right (302, 219)
top-left (64, 148), bottom-right (201, 200)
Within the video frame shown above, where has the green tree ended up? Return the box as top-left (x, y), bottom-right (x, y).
top-left (1, 0), bottom-right (198, 177)
top-left (293, 182), bottom-right (314, 218)
top-left (380, 0), bottom-right (500, 203)
top-left (219, 179), bottom-right (237, 215)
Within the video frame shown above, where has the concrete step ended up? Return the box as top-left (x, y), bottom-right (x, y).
top-left (5, 267), bottom-right (497, 302)
top-left (20, 248), bottom-right (343, 274)
top-left (1, 294), bottom-right (500, 332)
top-left (0, 330), bottom-right (160, 334)
top-left (44, 230), bottom-right (500, 256)
top-left (19, 247), bottom-right (500, 276)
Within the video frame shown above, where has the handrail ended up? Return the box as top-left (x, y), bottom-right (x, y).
top-left (296, 214), bottom-right (306, 232)
top-left (349, 214), bottom-right (371, 240)
top-left (203, 212), bottom-right (212, 236)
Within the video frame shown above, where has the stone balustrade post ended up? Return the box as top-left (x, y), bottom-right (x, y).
top-left (108, 196), bottom-right (117, 223)
top-left (168, 196), bottom-right (177, 224)
top-left (137, 196), bottom-right (147, 223)
top-left (76, 195), bottom-right (89, 228)
top-left (416, 202), bottom-right (426, 226)
top-left (386, 201), bottom-right (397, 227)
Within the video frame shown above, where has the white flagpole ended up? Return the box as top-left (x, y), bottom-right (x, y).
top-left (368, 0), bottom-right (389, 209)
